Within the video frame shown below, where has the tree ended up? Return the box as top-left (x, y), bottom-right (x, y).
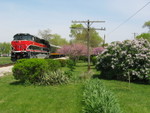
top-left (0, 42), bottom-right (11, 55)
top-left (57, 43), bottom-right (87, 61)
top-left (38, 28), bottom-right (53, 40)
top-left (49, 34), bottom-right (69, 46)
top-left (136, 33), bottom-right (150, 42)
top-left (38, 29), bottom-right (68, 46)
top-left (92, 47), bottom-right (105, 55)
top-left (70, 24), bottom-right (103, 47)
top-left (143, 20), bottom-right (150, 32)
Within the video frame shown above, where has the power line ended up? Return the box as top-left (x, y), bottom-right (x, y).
top-left (71, 20), bottom-right (105, 71)
top-left (109, 2), bottom-right (150, 35)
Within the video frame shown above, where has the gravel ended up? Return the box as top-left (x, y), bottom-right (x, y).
top-left (0, 66), bottom-right (13, 77)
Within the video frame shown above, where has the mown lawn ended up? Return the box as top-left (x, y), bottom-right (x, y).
top-left (0, 75), bottom-right (83, 113)
top-left (0, 62), bottom-right (150, 113)
top-left (0, 57), bottom-right (12, 65)
top-left (101, 79), bottom-right (150, 113)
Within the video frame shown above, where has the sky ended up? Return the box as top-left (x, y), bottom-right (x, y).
top-left (0, 0), bottom-right (150, 43)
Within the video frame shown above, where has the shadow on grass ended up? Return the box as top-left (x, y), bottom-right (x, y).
top-left (92, 74), bottom-right (100, 79)
top-left (10, 81), bottom-right (25, 85)
top-left (93, 73), bottom-right (150, 85)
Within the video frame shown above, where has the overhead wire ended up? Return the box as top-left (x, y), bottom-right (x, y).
top-left (108, 1), bottom-right (150, 35)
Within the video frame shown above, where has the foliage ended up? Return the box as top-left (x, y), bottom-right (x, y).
top-left (38, 28), bottom-right (53, 41)
top-left (38, 29), bottom-right (68, 46)
top-left (0, 42), bottom-right (11, 55)
top-left (96, 39), bottom-right (150, 83)
top-left (91, 56), bottom-right (97, 65)
top-left (41, 70), bottom-right (70, 85)
top-left (46, 59), bottom-right (61, 71)
top-left (57, 59), bottom-right (68, 67)
top-left (143, 20), bottom-right (150, 32)
top-left (79, 70), bottom-right (93, 80)
top-left (12, 59), bottom-right (72, 85)
top-left (136, 33), bottom-right (150, 42)
top-left (67, 59), bottom-right (76, 71)
top-left (57, 43), bottom-right (88, 61)
top-left (12, 59), bottom-right (48, 83)
top-left (92, 47), bottom-right (105, 55)
top-left (70, 24), bottom-right (103, 47)
top-left (49, 34), bottom-right (69, 46)
top-left (83, 79), bottom-right (122, 113)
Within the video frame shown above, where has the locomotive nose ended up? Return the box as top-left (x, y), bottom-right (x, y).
top-left (11, 41), bottom-right (26, 51)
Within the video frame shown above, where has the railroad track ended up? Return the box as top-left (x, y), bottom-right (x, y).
top-left (0, 63), bottom-right (14, 68)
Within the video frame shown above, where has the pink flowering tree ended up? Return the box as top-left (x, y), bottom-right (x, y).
top-left (96, 39), bottom-right (150, 83)
top-left (57, 43), bottom-right (87, 61)
top-left (57, 45), bottom-right (71, 56)
top-left (92, 47), bottom-right (105, 55)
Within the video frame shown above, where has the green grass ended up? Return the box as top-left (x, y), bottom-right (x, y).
top-left (0, 62), bottom-right (150, 113)
top-left (0, 57), bottom-right (12, 65)
top-left (101, 80), bottom-right (150, 113)
top-left (0, 75), bottom-right (83, 113)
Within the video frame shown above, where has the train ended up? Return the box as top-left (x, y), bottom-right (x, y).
top-left (11, 33), bottom-right (51, 61)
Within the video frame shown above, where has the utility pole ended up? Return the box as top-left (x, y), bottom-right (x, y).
top-left (103, 34), bottom-right (106, 47)
top-left (133, 32), bottom-right (137, 39)
top-left (71, 20), bottom-right (105, 71)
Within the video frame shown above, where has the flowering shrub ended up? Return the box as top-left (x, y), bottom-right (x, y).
top-left (96, 39), bottom-right (150, 83)
top-left (92, 47), bottom-right (105, 55)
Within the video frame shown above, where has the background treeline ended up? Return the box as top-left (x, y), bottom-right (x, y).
top-left (0, 42), bottom-right (11, 56)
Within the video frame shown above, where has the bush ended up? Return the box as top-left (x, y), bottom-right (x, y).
top-left (41, 70), bottom-right (69, 85)
top-left (13, 59), bottom-right (71, 85)
top-left (67, 59), bottom-right (76, 71)
top-left (83, 79), bottom-right (122, 113)
top-left (96, 39), bottom-right (150, 83)
top-left (46, 59), bottom-right (61, 71)
top-left (12, 59), bottom-right (48, 83)
top-left (57, 59), bottom-right (67, 67)
top-left (91, 56), bottom-right (97, 65)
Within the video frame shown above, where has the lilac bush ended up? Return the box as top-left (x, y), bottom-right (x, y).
top-left (96, 39), bottom-right (150, 83)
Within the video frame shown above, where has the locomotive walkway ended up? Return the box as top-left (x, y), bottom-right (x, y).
top-left (0, 66), bottom-right (13, 77)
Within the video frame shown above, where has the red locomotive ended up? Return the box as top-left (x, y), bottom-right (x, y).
top-left (11, 33), bottom-right (50, 61)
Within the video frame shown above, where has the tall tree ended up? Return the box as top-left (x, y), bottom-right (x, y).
top-left (136, 33), bottom-right (150, 42)
top-left (38, 28), bottom-right (53, 40)
top-left (143, 20), bottom-right (150, 32)
top-left (70, 24), bottom-right (103, 47)
top-left (38, 29), bottom-right (68, 46)
top-left (49, 34), bottom-right (69, 46)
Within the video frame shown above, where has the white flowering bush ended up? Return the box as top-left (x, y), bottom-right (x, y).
top-left (96, 39), bottom-right (150, 83)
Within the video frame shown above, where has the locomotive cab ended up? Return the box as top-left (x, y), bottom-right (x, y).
top-left (11, 33), bottom-right (50, 61)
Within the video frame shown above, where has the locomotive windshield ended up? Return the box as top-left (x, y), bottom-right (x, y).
top-left (13, 35), bottom-right (33, 41)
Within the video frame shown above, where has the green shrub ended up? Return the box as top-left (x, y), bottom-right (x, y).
top-left (79, 56), bottom-right (88, 62)
top-left (91, 56), bottom-right (97, 65)
top-left (57, 59), bottom-right (67, 67)
top-left (96, 39), bottom-right (150, 83)
top-left (67, 60), bottom-right (76, 71)
top-left (46, 59), bottom-right (61, 71)
top-left (79, 70), bottom-right (93, 80)
top-left (83, 79), bottom-right (122, 113)
top-left (41, 70), bottom-right (69, 85)
top-left (12, 59), bottom-right (48, 83)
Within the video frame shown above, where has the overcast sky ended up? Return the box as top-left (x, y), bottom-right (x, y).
top-left (0, 0), bottom-right (150, 43)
